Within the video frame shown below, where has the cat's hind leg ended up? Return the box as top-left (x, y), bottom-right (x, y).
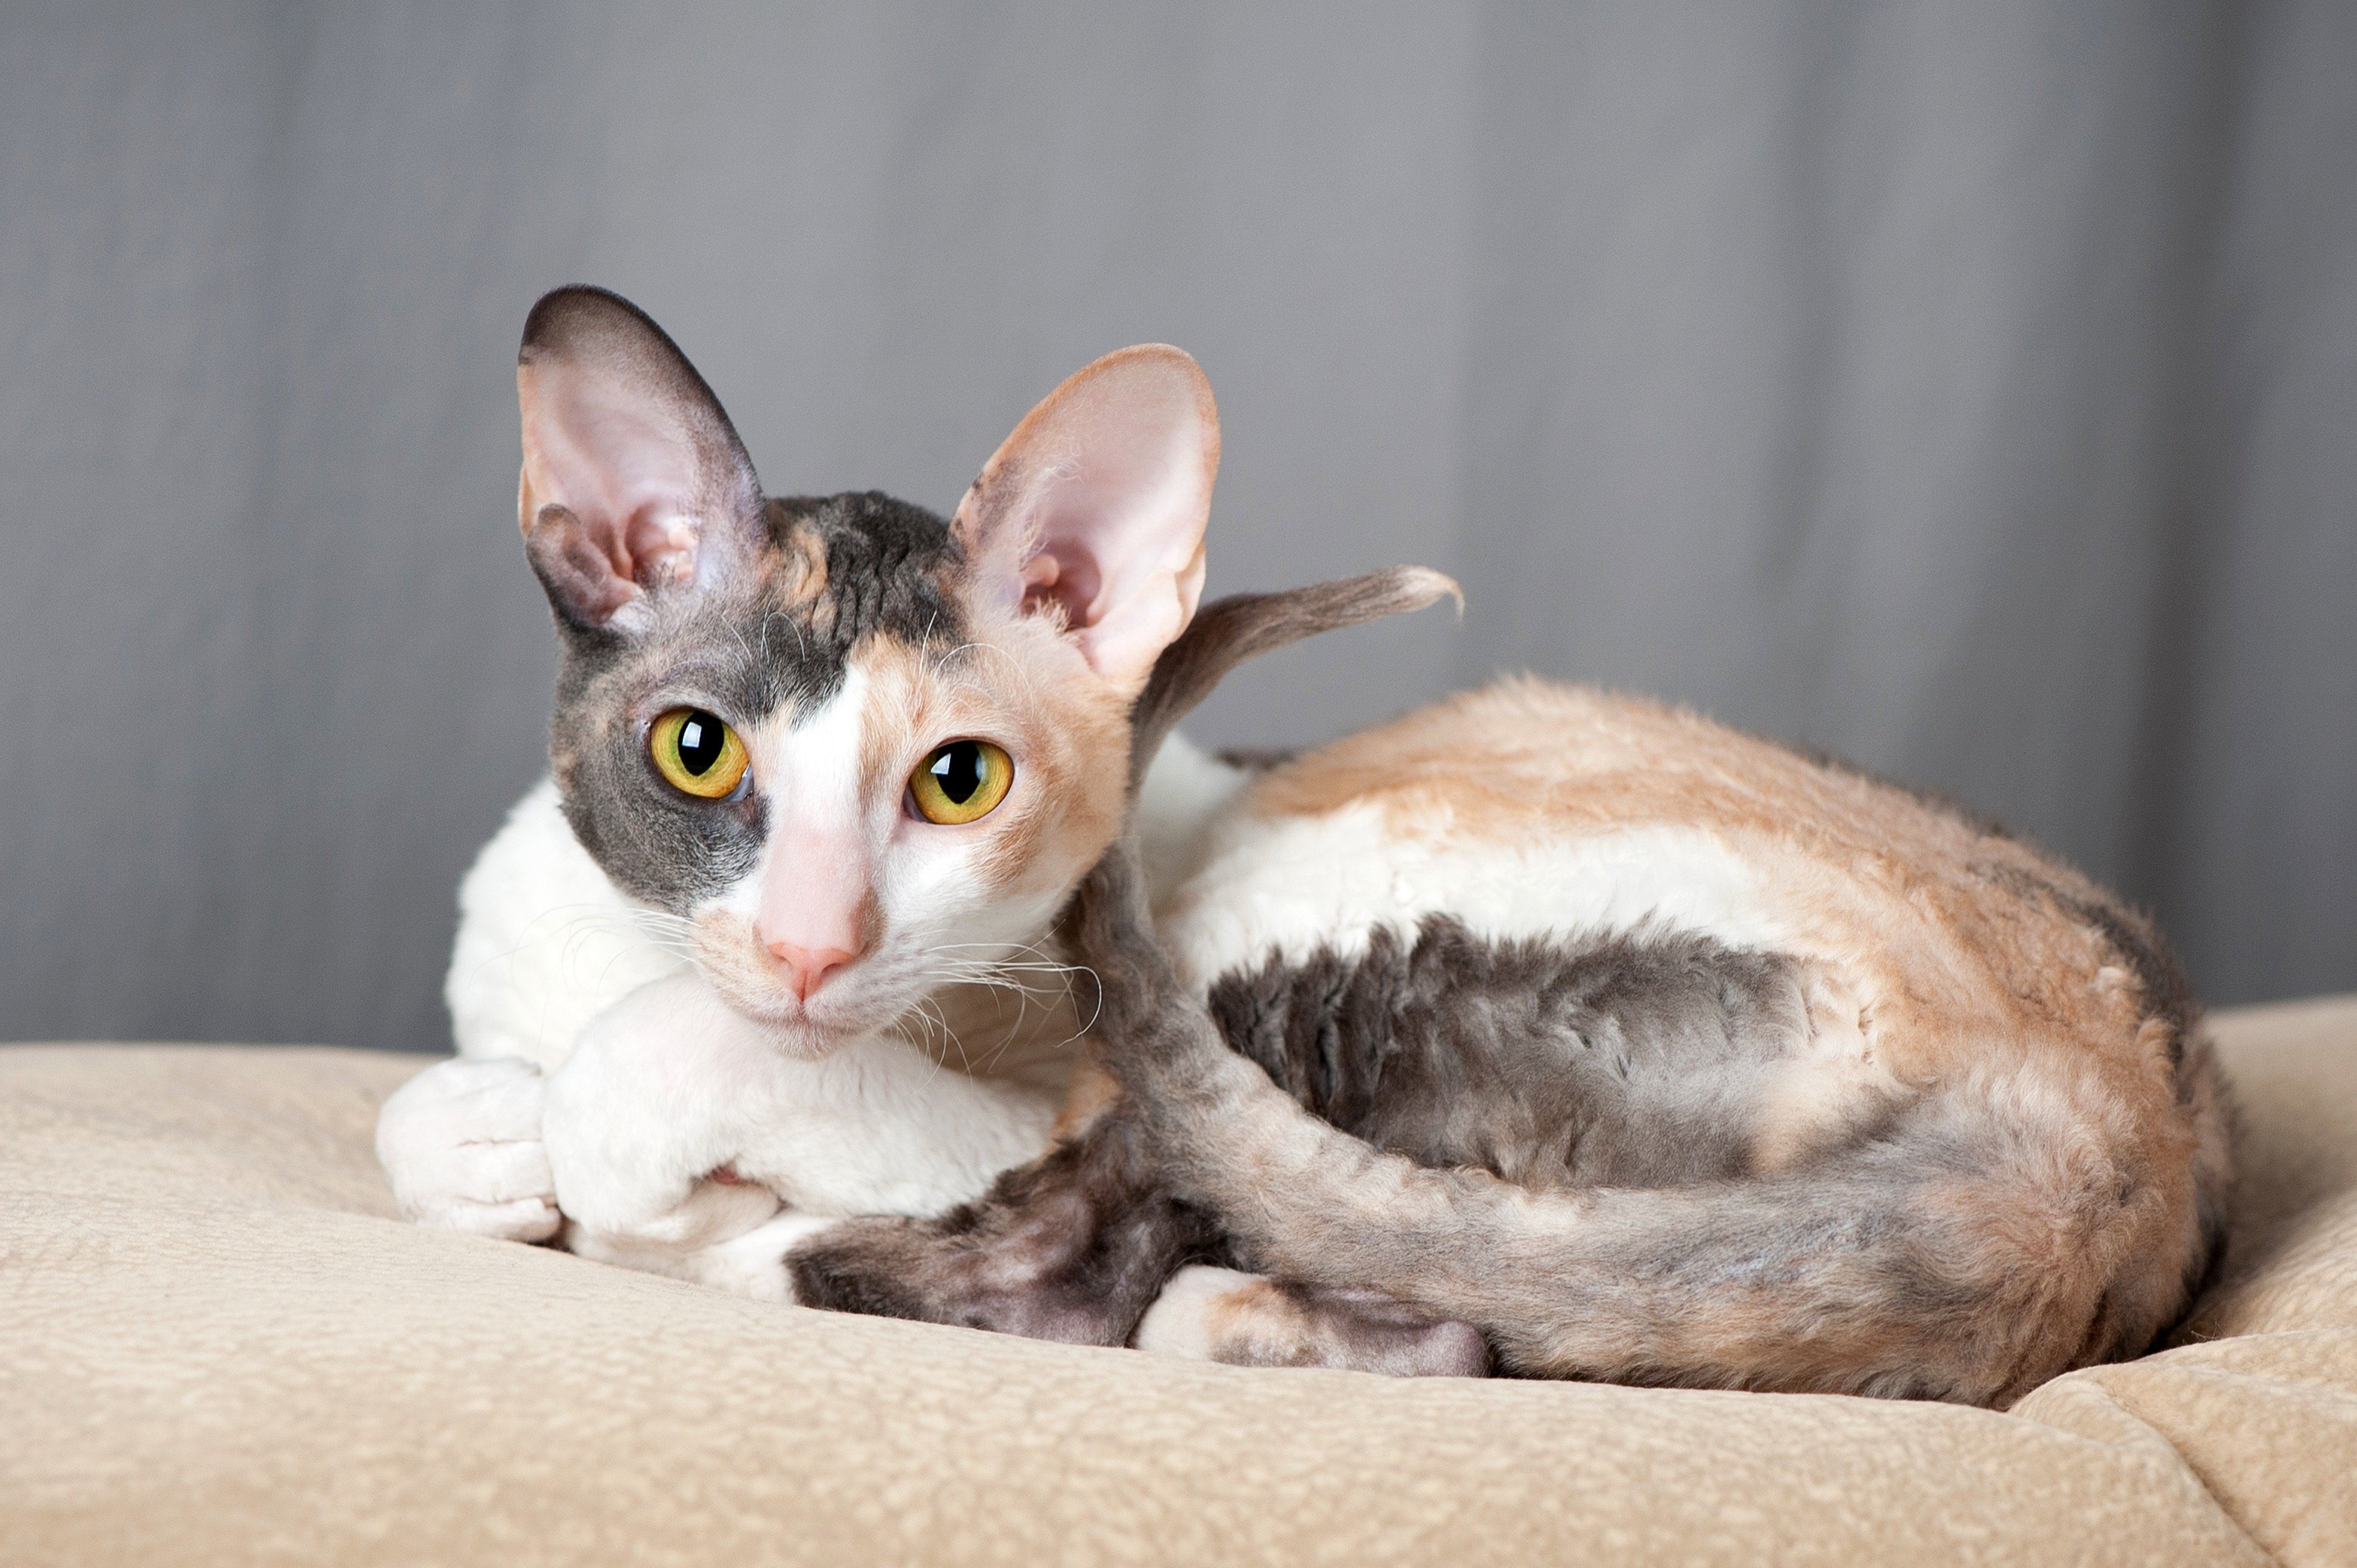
top-left (1135, 1266), bottom-right (1491, 1376)
top-left (785, 1090), bottom-right (1489, 1376)
top-left (786, 1109), bottom-right (1212, 1346)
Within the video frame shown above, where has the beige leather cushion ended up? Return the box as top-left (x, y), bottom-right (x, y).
top-left (4, 998), bottom-right (2353, 1566)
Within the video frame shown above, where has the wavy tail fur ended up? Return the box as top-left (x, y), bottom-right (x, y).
top-left (1128, 565), bottom-right (1460, 785)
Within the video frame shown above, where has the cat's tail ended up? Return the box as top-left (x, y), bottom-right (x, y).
top-left (1128, 566), bottom-right (1460, 785)
top-left (1068, 843), bottom-right (2197, 1406)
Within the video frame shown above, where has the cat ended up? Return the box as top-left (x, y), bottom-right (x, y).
top-left (376, 284), bottom-right (1484, 1374)
top-left (804, 679), bottom-right (2236, 1400)
top-left (380, 283), bottom-right (2233, 1402)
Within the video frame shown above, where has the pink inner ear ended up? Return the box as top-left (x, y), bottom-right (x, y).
top-left (523, 369), bottom-right (706, 592)
top-left (960, 347), bottom-right (1218, 690)
top-left (1031, 437), bottom-right (1208, 670)
top-left (1017, 542), bottom-right (1087, 620)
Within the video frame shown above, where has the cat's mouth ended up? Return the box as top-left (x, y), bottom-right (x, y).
top-left (703, 971), bottom-right (865, 1049)
top-left (685, 920), bottom-right (898, 1055)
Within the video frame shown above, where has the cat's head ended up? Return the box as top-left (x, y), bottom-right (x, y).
top-left (515, 286), bottom-right (1216, 1053)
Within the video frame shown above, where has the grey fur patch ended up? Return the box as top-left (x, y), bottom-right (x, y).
top-left (788, 1107), bottom-right (1226, 1346)
top-left (1207, 919), bottom-right (1816, 1189)
top-left (1212, 747), bottom-right (1298, 773)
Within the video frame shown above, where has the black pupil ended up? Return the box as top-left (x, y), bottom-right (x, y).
top-left (676, 712), bottom-right (724, 776)
top-left (929, 741), bottom-right (986, 804)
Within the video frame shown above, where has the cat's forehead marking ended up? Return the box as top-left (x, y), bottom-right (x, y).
top-left (743, 492), bottom-right (966, 724)
top-left (569, 490), bottom-right (968, 728)
top-left (734, 663), bottom-right (874, 866)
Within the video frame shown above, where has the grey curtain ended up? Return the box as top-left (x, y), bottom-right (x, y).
top-left (4, 3), bottom-right (2350, 1052)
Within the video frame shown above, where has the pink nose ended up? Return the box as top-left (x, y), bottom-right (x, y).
top-left (768, 941), bottom-right (857, 1002)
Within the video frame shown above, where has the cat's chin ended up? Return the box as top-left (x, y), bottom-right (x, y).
top-left (760, 1019), bottom-right (862, 1061)
top-left (683, 974), bottom-right (864, 1059)
top-left (733, 1004), bottom-right (868, 1060)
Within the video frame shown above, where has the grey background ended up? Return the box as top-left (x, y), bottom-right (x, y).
top-left (3, 3), bottom-right (2351, 1053)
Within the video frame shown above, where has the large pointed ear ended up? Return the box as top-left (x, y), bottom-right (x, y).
top-left (952, 345), bottom-right (1219, 694)
top-left (516, 286), bottom-right (764, 636)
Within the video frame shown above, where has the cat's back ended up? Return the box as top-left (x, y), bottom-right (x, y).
top-left (1163, 678), bottom-right (2230, 1360)
top-left (1162, 675), bottom-right (2223, 1174)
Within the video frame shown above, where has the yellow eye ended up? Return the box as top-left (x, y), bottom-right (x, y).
top-left (650, 708), bottom-right (749, 800)
top-left (908, 739), bottom-right (1013, 825)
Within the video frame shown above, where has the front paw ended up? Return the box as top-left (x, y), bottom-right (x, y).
top-left (375, 1056), bottom-right (559, 1242)
top-left (539, 973), bottom-right (788, 1248)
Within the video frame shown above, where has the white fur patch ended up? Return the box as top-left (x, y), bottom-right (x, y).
top-left (542, 970), bottom-right (1063, 1301)
top-left (1134, 732), bottom-right (1250, 904)
top-left (1162, 804), bottom-right (1794, 993)
top-left (717, 664), bottom-right (873, 937)
top-left (1131, 1264), bottom-right (1267, 1360)
top-left (444, 780), bottom-right (686, 1072)
top-left (375, 1055), bottom-right (560, 1241)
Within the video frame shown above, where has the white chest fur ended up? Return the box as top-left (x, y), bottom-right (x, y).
top-left (444, 778), bottom-right (686, 1074)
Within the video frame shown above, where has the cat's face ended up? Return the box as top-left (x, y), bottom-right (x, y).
top-left (514, 287), bottom-right (1217, 1054)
